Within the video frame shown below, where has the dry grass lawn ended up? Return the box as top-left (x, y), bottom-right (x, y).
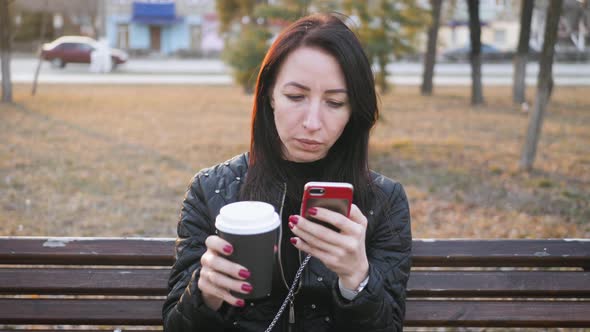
top-left (0, 84), bottom-right (588, 238)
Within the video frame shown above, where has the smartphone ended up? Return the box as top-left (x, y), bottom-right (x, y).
top-left (300, 182), bottom-right (354, 232)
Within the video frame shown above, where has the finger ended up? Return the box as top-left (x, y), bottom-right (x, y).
top-left (205, 235), bottom-right (234, 256)
top-left (289, 216), bottom-right (345, 250)
top-left (303, 207), bottom-right (360, 234)
top-left (200, 250), bottom-right (251, 281)
top-left (290, 236), bottom-right (338, 268)
top-left (204, 268), bottom-right (253, 296)
top-left (290, 218), bottom-right (345, 253)
top-left (198, 272), bottom-right (246, 307)
top-left (348, 204), bottom-right (368, 227)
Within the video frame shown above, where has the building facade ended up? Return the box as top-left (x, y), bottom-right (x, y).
top-left (106, 0), bottom-right (223, 56)
top-left (438, 0), bottom-right (520, 52)
top-left (438, 0), bottom-right (589, 56)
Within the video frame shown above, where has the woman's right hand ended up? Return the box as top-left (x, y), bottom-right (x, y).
top-left (198, 235), bottom-right (253, 310)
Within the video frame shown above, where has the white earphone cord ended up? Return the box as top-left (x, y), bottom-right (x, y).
top-left (263, 253), bottom-right (312, 332)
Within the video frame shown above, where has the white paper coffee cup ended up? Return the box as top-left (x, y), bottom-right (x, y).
top-left (216, 201), bottom-right (279, 299)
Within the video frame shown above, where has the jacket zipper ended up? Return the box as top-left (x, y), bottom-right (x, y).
top-left (277, 182), bottom-right (302, 331)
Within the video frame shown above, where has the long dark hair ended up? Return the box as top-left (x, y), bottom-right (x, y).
top-left (240, 13), bottom-right (379, 211)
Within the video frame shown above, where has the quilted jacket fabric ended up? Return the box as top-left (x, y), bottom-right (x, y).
top-left (162, 153), bottom-right (412, 331)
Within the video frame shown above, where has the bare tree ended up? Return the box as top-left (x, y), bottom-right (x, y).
top-left (421, 0), bottom-right (443, 96)
top-left (467, 0), bottom-right (484, 105)
top-left (32, 3), bottom-right (49, 96)
top-left (513, 0), bottom-right (534, 105)
top-left (520, 0), bottom-right (563, 171)
top-left (1, 0), bottom-right (14, 103)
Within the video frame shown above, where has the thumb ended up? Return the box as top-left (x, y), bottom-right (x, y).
top-left (348, 204), bottom-right (368, 228)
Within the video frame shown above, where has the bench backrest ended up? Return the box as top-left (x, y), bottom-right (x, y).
top-left (0, 237), bottom-right (589, 328)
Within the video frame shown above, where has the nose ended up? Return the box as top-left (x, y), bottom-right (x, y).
top-left (302, 99), bottom-right (321, 131)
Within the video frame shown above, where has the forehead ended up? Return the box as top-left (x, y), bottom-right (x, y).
top-left (274, 46), bottom-right (347, 89)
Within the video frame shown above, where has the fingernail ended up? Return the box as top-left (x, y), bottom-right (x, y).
top-left (236, 299), bottom-right (245, 307)
top-left (290, 237), bottom-right (297, 245)
top-left (289, 215), bottom-right (299, 224)
top-left (239, 269), bottom-right (251, 279)
top-left (241, 283), bottom-right (253, 293)
top-left (288, 222), bottom-right (294, 230)
top-left (223, 244), bottom-right (233, 254)
top-left (307, 207), bottom-right (317, 216)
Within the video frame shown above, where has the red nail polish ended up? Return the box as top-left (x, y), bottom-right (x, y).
top-left (288, 222), bottom-right (294, 229)
top-left (223, 244), bottom-right (233, 254)
top-left (289, 215), bottom-right (298, 224)
top-left (236, 299), bottom-right (245, 307)
top-left (290, 237), bottom-right (297, 245)
top-left (241, 284), bottom-right (253, 293)
top-left (239, 269), bottom-right (251, 279)
top-left (308, 207), bottom-right (318, 216)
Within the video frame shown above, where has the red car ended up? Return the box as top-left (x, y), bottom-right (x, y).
top-left (41, 36), bottom-right (129, 69)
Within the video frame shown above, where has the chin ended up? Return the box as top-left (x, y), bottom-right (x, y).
top-left (287, 151), bottom-right (326, 163)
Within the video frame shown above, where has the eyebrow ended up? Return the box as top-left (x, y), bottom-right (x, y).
top-left (283, 81), bottom-right (347, 94)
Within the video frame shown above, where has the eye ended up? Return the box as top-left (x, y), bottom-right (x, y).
top-left (286, 94), bottom-right (304, 101)
top-left (327, 100), bottom-right (345, 108)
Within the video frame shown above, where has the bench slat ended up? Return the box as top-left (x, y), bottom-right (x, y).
top-left (0, 331), bottom-right (160, 332)
top-left (412, 239), bottom-right (590, 267)
top-left (1, 299), bottom-right (589, 327)
top-left (407, 270), bottom-right (590, 297)
top-left (0, 268), bottom-right (170, 296)
top-left (0, 237), bottom-right (174, 266)
top-left (2, 268), bottom-right (588, 298)
top-left (0, 299), bottom-right (161, 325)
top-left (405, 300), bottom-right (590, 327)
top-left (0, 330), bottom-right (160, 332)
top-left (1, 238), bottom-right (589, 267)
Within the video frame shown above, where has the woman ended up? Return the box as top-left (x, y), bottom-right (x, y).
top-left (163, 13), bottom-right (411, 331)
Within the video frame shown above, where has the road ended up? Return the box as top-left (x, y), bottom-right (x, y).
top-left (6, 56), bottom-right (590, 85)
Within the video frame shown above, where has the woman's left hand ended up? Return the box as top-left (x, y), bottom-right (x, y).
top-left (289, 204), bottom-right (369, 290)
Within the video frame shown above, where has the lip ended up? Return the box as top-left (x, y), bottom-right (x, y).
top-left (296, 138), bottom-right (321, 145)
top-left (295, 138), bottom-right (322, 151)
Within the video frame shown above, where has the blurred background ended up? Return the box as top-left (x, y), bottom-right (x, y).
top-left (0, 0), bottom-right (588, 239)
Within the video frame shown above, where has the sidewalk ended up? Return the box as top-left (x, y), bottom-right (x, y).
top-left (7, 55), bottom-right (590, 85)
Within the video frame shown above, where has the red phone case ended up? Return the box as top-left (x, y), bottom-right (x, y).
top-left (300, 182), bottom-right (353, 232)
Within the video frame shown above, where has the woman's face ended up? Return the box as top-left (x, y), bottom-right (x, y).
top-left (271, 47), bottom-right (351, 163)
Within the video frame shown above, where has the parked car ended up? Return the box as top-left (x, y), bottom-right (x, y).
top-left (40, 36), bottom-right (128, 70)
top-left (441, 43), bottom-right (512, 62)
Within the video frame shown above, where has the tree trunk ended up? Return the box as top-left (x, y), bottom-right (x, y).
top-left (520, 0), bottom-right (563, 171)
top-left (421, 0), bottom-right (442, 96)
top-left (513, 0), bottom-right (534, 104)
top-left (378, 53), bottom-right (388, 94)
top-left (32, 6), bottom-right (49, 96)
top-left (1, 0), bottom-right (13, 103)
top-left (467, 0), bottom-right (484, 105)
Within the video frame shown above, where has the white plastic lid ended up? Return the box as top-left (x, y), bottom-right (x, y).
top-left (216, 201), bottom-right (280, 235)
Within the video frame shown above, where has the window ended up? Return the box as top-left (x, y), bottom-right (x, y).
top-left (117, 24), bottom-right (129, 49)
top-left (61, 43), bottom-right (77, 50)
top-left (494, 29), bottom-right (506, 44)
top-left (190, 25), bottom-right (202, 50)
top-left (76, 43), bottom-right (94, 52)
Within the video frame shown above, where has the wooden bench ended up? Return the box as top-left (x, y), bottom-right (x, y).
top-left (0, 237), bottom-right (589, 330)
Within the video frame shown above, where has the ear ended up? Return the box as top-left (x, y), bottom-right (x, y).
top-left (269, 95), bottom-right (275, 110)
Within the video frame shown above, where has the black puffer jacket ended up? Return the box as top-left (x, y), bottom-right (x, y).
top-left (162, 153), bottom-right (412, 331)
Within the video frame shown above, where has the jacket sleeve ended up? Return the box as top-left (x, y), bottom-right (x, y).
top-left (331, 181), bottom-right (412, 331)
top-left (162, 172), bottom-right (228, 332)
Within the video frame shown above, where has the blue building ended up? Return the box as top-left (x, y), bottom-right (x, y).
top-left (106, 0), bottom-right (222, 56)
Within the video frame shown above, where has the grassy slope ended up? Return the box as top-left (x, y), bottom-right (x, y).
top-left (0, 84), bottom-right (587, 238)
